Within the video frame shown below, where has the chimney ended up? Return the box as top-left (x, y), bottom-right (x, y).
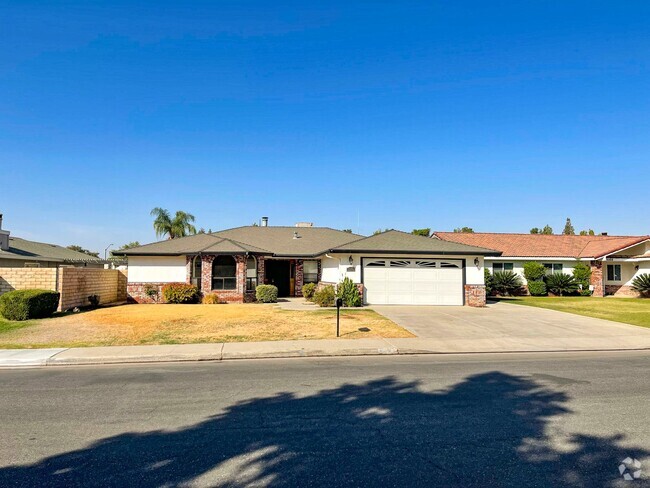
top-left (600, 232), bottom-right (608, 236)
top-left (295, 222), bottom-right (313, 228)
top-left (261, 217), bottom-right (268, 227)
top-left (0, 214), bottom-right (9, 251)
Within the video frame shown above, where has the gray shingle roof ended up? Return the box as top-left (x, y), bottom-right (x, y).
top-left (0, 237), bottom-right (104, 263)
top-left (330, 230), bottom-right (501, 255)
top-left (116, 227), bottom-right (500, 257)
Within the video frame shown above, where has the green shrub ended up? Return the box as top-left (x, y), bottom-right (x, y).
top-left (336, 277), bottom-right (361, 307)
top-left (580, 288), bottom-right (593, 296)
top-left (545, 273), bottom-right (579, 296)
top-left (492, 271), bottom-right (523, 296)
top-left (572, 262), bottom-right (592, 290)
top-left (256, 284), bottom-right (278, 303)
top-left (631, 274), bottom-right (650, 295)
top-left (523, 262), bottom-right (546, 283)
top-left (313, 285), bottom-right (335, 307)
top-left (0, 289), bottom-right (60, 321)
top-left (302, 282), bottom-right (316, 300)
top-left (144, 284), bottom-right (159, 299)
top-left (484, 268), bottom-right (494, 296)
top-left (161, 283), bottom-right (199, 304)
top-left (527, 281), bottom-right (547, 296)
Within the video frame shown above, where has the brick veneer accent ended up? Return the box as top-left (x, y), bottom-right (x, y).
top-left (295, 259), bottom-right (304, 297)
top-left (126, 283), bottom-right (167, 303)
top-left (200, 254), bottom-right (246, 303)
top-left (464, 284), bottom-right (486, 307)
top-left (590, 260), bottom-right (604, 297)
top-left (605, 284), bottom-right (642, 297)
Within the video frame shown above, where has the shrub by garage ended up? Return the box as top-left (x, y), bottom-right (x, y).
top-left (0, 289), bottom-right (60, 321)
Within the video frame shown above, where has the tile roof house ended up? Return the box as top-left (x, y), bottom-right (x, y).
top-left (0, 215), bottom-right (103, 268)
top-left (115, 222), bottom-right (500, 306)
top-left (434, 232), bottom-right (650, 297)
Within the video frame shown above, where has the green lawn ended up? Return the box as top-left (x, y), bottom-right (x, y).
top-left (505, 297), bottom-right (650, 328)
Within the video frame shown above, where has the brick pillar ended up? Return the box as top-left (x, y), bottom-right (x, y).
top-left (464, 284), bottom-right (487, 307)
top-left (201, 255), bottom-right (214, 292)
top-left (235, 255), bottom-right (246, 294)
top-left (185, 256), bottom-right (193, 284)
top-left (590, 260), bottom-right (604, 297)
top-left (295, 259), bottom-right (304, 297)
top-left (257, 256), bottom-right (265, 285)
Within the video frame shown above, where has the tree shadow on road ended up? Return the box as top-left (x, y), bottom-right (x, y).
top-left (0, 372), bottom-right (646, 487)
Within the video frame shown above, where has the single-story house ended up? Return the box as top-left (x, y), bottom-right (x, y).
top-left (115, 223), bottom-right (500, 306)
top-left (0, 214), bottom-right (104, 268)
top-left (434, 232), bottom-right (650, 297)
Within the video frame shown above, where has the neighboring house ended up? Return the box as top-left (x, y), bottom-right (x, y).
top-left (0, 215), bottom-right (103, 268)
top-left (115, 222), bottom-right (500, 306)
top-left (434, 232), bottom-right (650, 297)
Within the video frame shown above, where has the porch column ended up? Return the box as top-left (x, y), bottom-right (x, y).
top-left (295, 259), bottom-right (304, 297)
top-left (590, 260), bottom-right (604, 297)
top-left (201, 255), bottom-right (215, 292)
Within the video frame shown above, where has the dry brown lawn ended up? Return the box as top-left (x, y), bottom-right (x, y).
top-left (0, 303), bottom-right (413, 348)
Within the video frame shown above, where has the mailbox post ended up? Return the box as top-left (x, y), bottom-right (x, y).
top-left (336, 297), bottom-right (343, 337)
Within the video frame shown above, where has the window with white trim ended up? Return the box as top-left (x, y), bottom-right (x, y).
top-left (303, 260), bottom-right (318, 284)
top-left (493, 262), bottom-right (514, 272)
top-left (607, 264), bottom-right (621, 282)
top-left (543, 263), bottom-right (563, 275)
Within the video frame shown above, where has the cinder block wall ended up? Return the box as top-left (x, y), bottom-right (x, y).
top-left (0, 267), bottom-right (127, 311)
top-left (0, 268), bottom-right (57, 294)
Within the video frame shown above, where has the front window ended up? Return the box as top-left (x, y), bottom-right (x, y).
top-left (544, 263), bottom-right (563, 275)
top-left (493, 262), bottom-right (514, 273)
top-left (303, 260), bottom-right (318, 284)
top-left (246, 256), bottom-right (257, 291)
top-left (212, 255), bottom-right (237, 290)
top-left (607, 264), bottom-right (621, 281)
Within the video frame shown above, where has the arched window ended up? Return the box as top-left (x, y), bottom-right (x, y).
top-left (212, 256), bottom-right (237, 290)
top-left (191, 256), bottom-right (202, 290)
top-left (246, 256), bottom-right (257, 291)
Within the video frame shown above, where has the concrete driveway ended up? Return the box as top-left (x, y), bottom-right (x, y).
top-left (372, 301), bottom-right (650, 353)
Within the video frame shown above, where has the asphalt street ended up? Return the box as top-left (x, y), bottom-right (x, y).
top-left (0, 352), bottom-right (649, 487)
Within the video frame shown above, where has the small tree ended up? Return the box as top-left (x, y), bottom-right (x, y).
top-left (453, 227), bottom-right (474, 233)
top-left (572, 262), bottom-right (592, 290)
top-left (562, 218), bottom-right (575, 235)
top-left (523, 262), bottom-right (546, 283)
top-left (336, 277), bottom-right (361, 307)
top-left (66, 245), bottom-right (99, 258)
top-left (541, 225), bottom-right (553, 235)
top-left (412, 228), bottom-right (431, 237)
top-left (579, 229), bottom-right (595, 236)
top-left (530, 228), bottom-right (540, 234)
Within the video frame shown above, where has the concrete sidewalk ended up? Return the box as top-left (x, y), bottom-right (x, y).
top-left (2, 334), bottom-right (649, 368)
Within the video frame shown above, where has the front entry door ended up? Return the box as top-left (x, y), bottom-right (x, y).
top-left (265, 260), bottom-right (291, 297)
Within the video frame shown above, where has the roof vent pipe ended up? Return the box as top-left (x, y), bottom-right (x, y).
top-left (261, 217), bottom-right (268, 227)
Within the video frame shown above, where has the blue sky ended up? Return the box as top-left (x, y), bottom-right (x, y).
top-left (2, 1), bottom-right (649, 253)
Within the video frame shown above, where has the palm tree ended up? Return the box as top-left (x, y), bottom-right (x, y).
top-left (150, 208), bottom-right (197, 239)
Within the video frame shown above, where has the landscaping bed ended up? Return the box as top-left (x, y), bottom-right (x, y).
top-left (505, 297), bottom-right (650, 329)
top-left (0, 303), bottom-right (413, 349)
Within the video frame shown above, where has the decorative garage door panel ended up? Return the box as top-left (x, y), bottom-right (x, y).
top-left (363, 259), bottom-right (463, 305)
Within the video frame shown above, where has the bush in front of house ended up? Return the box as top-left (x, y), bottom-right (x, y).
top-left (336, 277), bottom-right (361, 307)
top-left (545, 273), bottom-right (579, 296)
top-left (161, 283), bottom-right (200, 304)
top-left (313, 285), bottom-right (336, 307)
top-left (491, 271), bottom-right (524, 296)
top-left (527, 280), bottom-right (547, 296)
top-left (523, 262), bottom-right (546, 283)
top-left (202, 293), bottom-right (222, 304)
top-left (0, 289), bottom-right (60, 321)
top-left (484, 268), bottom-right (494, 296)
top-left (631, 273), bottom-right (650, 296)
top-left (302, 282), bottom-right (316, 300)
top-left (572, 262), bottom-right (592, 291)
top-left (256, 285), bottom-right (278, 303)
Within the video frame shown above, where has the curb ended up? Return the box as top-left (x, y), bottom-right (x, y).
top-left (1, 344), bottom-right (648, 368)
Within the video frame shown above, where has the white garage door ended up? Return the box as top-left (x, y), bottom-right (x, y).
top-left (363, 258), bottom-right (463, 305)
